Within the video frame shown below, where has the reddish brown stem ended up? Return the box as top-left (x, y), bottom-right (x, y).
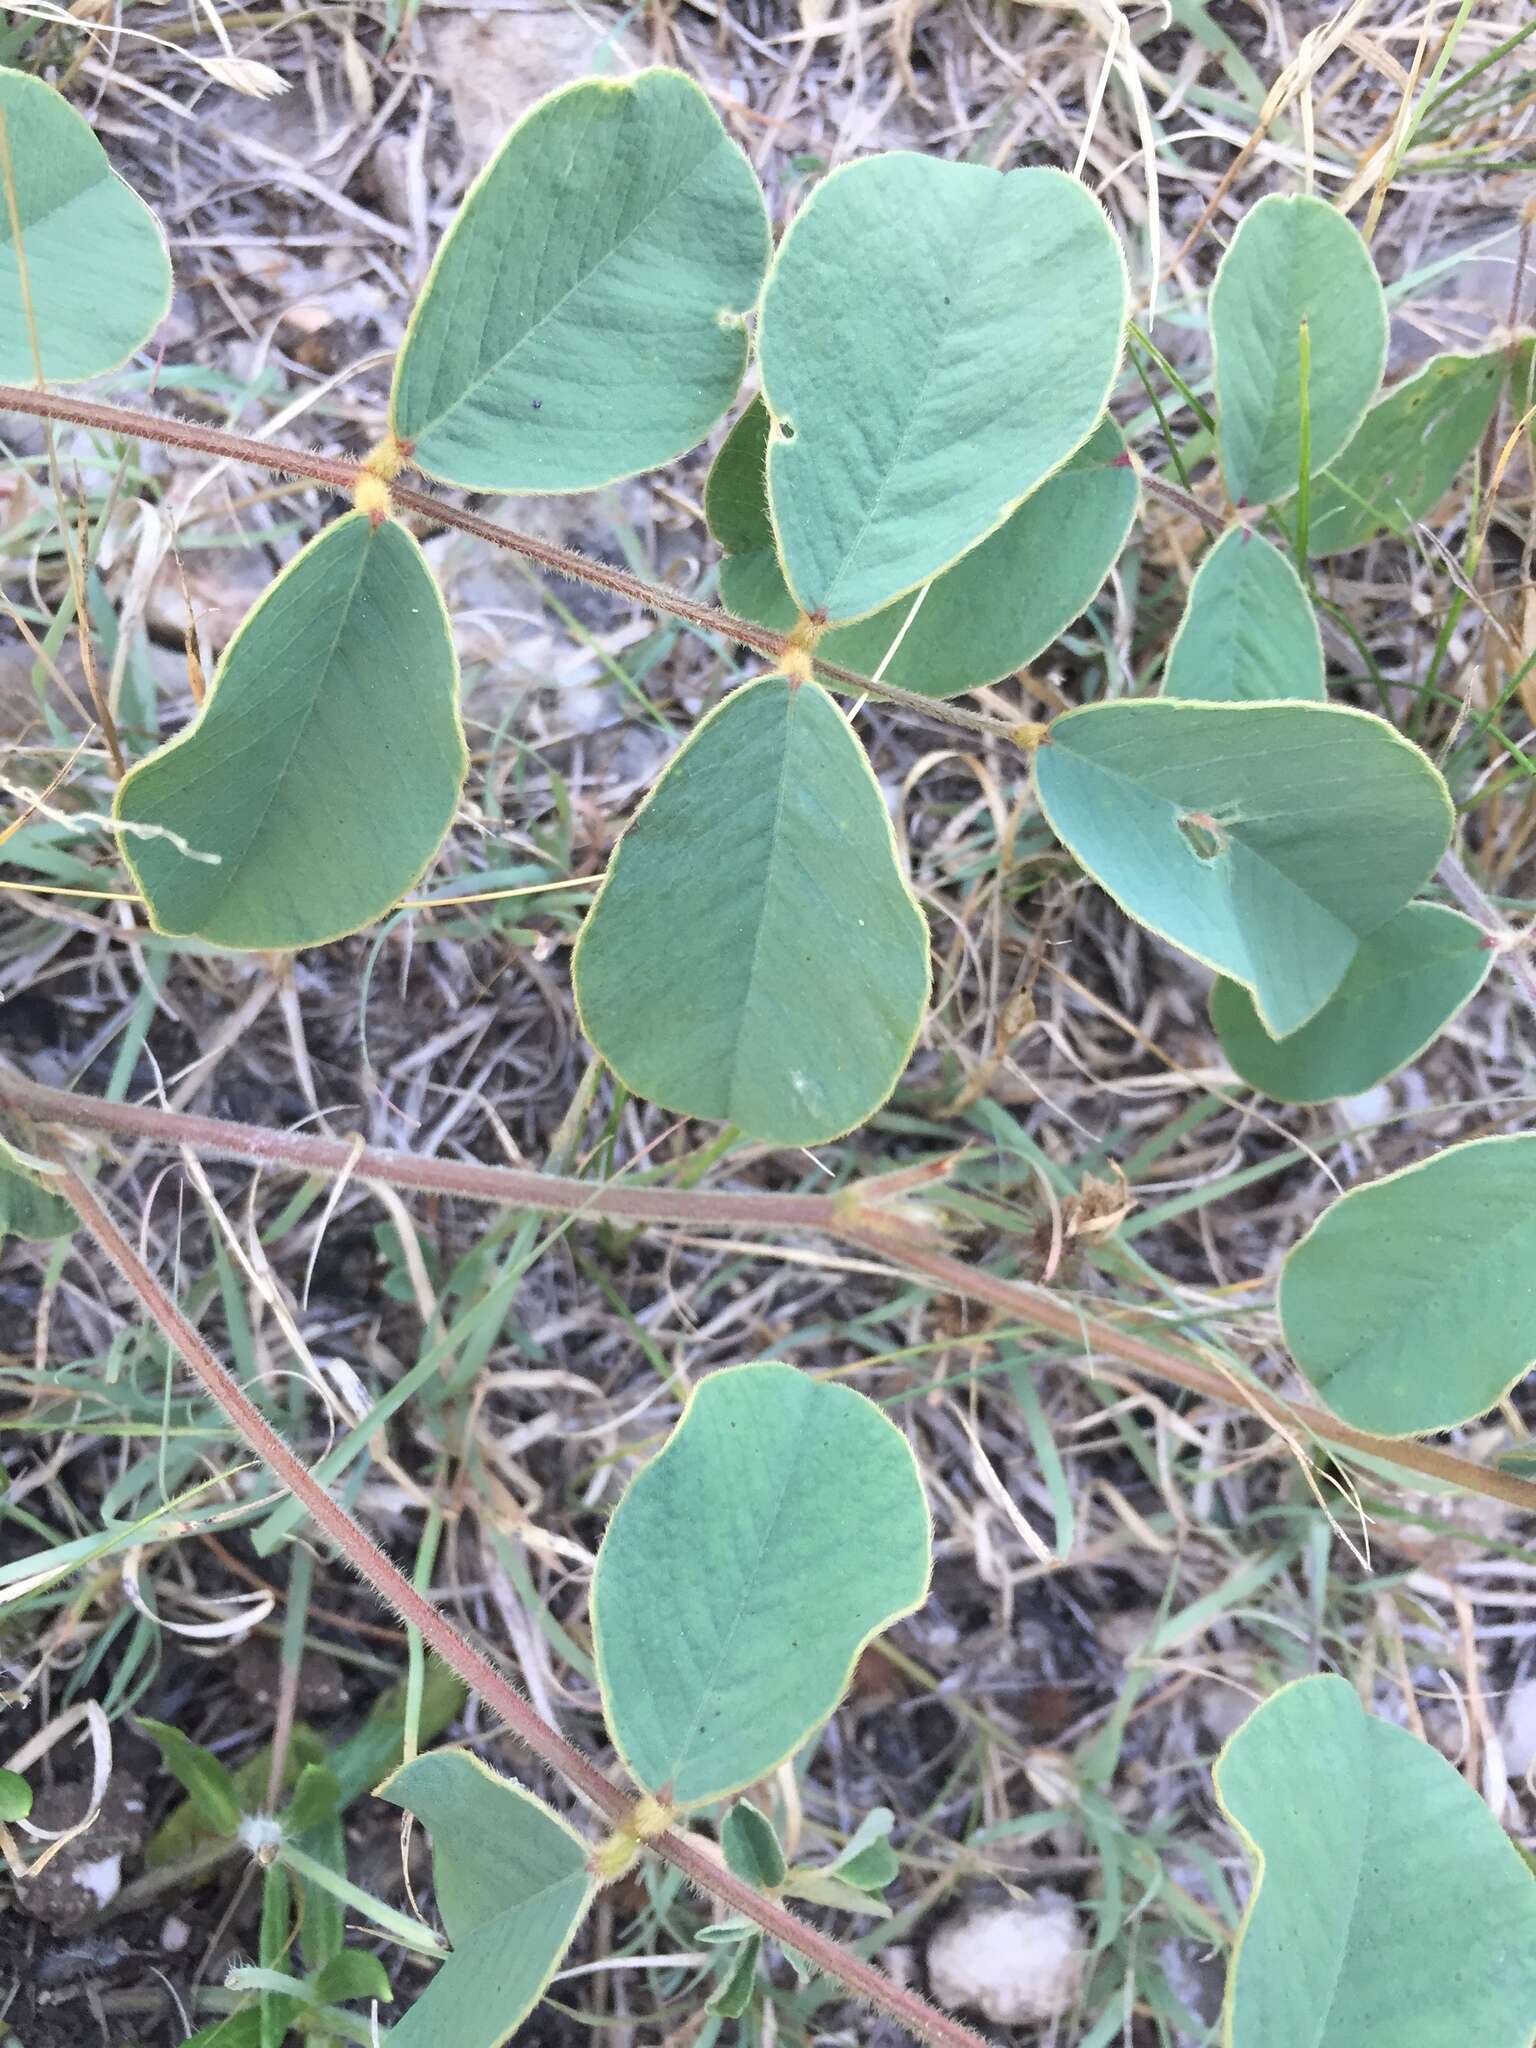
top-left (0, 383), bottom-right (1010, 744)
top-left (49, 1153), bottom-right (991, 2048)
top-left (0, 1074), bottom-right (832, 1231)
top-left (838, 1226), bottom-right (1536, 1516)
top-left (7, 1069), bottom-right (1534, 1515)
top-left (1137, 466), bottom-right (1226, 536)
top-left (1505, 198), bottom-right (1534, 333)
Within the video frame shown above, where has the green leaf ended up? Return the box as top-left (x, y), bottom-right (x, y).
top-left (708, 403), bottom-right (1137, 697)
top-left (707, 1933), bottom-right (761, 2019)
top-left (378, 1750), bottom-right (594, 2048)
top-left (0, 1766), bottom-right (31, 1822)
top-left (721, 1803), bottom-right (786, 1890)
top-left (136, 1716), bottom-right (243, 1837)
top-left (0, 67), bottom-right (171, 384)
top-left (284, 1762), bottom-right (342, 1835)
top-left (181, 2011), bottom-right (270, 2048)
top-left (116, 514), bottom-right (465, 950)
top-left (329, 1661), bottom-right (465, 1810)
top-left (786, 1806), bottom-right (899, 1914)
top-left (1306, 349), bottom-right (1505, 556)
top-left (1033, 700), bottom-right (1452, 1038)
top-left (259, 1862), bottom-right (291, 2048)
top-left (696, 1916), bottom-right (757, 1946)
top-left (1216, 1674), bottom-right (1536, 2048)
top-left (0, 1134), bottom-right (74, 1244)
top-left (573, 676), bottom-right (930, 1146)
top-left (390, 70), bottom-right (768, 492)
top-left (827, 1806), bottom-right (898, 1891)
top-left (312, 1950), bottom-right (393, 2006)
top-left (592, 1363), bottom-right (930, 1809)
top-left (1211, 194), bottom-right (1386, 506)
top-left (834, 1841), bottom-right (898, 1891)
top-left (295, 1811), bottom-right (345, 1976)
top-left (758, 154), bottom-right (1127, 621)
top-left (782, 1868), bottom-right (893, 1919)
top-left (1280, 1134), bottom-right (1536, 1435)
top-left (1211, 902), bottom-right (1488, 1104)
top-left (1161, 527), bottom-right (1324, 703)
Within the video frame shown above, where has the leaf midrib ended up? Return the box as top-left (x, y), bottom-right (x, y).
top-left (410, 102), bottom-right (732, 446)
top-left (663, 1385), bottom-right (815, 1795)
top-left (0, 145), bottom-right (106, 245)
top-left (1247, 206), bottom-right (1310, 491)
top-left (1301, 1733), bottom-right (1372, 2048)
top-left (1309, 944), bottom-right (1480, 1011)
top-left (462, 1865), bottom-right (588, 1946)
top-left (1317, 1187), bottom-right (1536, 1389)
top-left (721, 687), bottom-right (799, 1126)
top-left (192, 526), bottom-right (374, 928)
top-left (818, 175), bottom-right (1005, 616)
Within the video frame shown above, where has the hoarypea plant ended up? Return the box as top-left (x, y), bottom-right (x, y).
top-left (379, 1368), bottom-right (1536, 2048)
top-left (5, 54), bottom-right (1536, 2048)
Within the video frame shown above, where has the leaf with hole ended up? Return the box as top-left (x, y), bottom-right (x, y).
top-left (573, 676), bottom-right (930, 1146)
top-left (708, 403), bottom-right (1138, 697)
top-left (1033, 699), bottom-right (1452, 1038)
top-left (592, 1363), bottom-right (930, 1808)
top-left (1280, 1133), bottom-right (1536, 1434)
top-left (757, 153), bottom-right (1127, 621)
top-left (378, 1750), bottom-right (593, 2048)
top-left (1304, 348), bottom-right (1505, 555)
top-left (0, 67), bottom-right (172, 384)
top-left (1211, 901), bottom-right (1488, 1103)
top-left (1217, 1674), bottom-right (1536, 2048)
top-left (1161, 527), bottom-right (1324, 703)
top-left (1211, 193), bottom-right (1387, 506)
top-left (390, 70), bottom-right (769, 492)
top-left (115, 513), bottom-right (465, 951)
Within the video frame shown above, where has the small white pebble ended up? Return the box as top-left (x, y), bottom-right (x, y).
top-left (71, 1854), bottom-right (123, 1908)
top-left (927, 1894), bottom-right (1084, 2025)
top-left (1501, 1678), bottom-right (1536, 1781)
top-left (1335, 1082), bottom-right (1393, 1130)
top-left (161, 1915), bottom-right (192, 1954)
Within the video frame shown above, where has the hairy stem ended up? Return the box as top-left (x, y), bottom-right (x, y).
top-left (1437, 847), bottom-right (1536, 1023)
top-left (8, 1069), bottom-right (1533, 1515)
top-left (1137, 464), bottom-right (1226, 536)
top-left (49, 1152), bottom-right (990, 2048)
top-left (836, 1225), bottom-right (1536, 1515)
top-left (0, 383), bottom-right (1012, 744)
